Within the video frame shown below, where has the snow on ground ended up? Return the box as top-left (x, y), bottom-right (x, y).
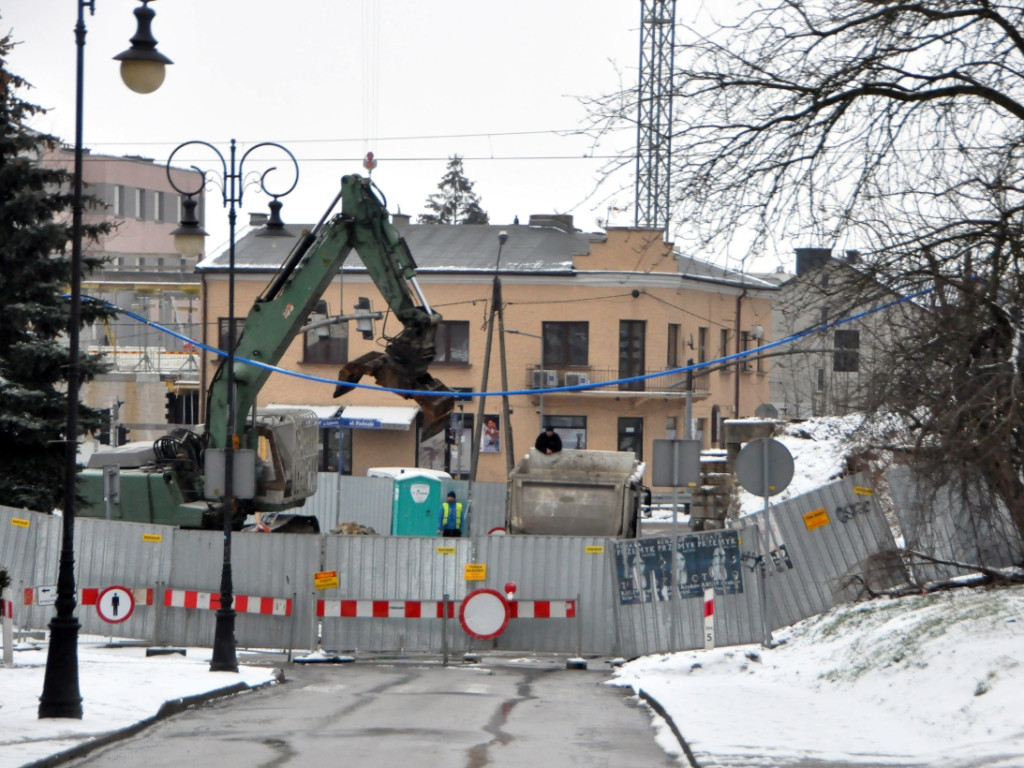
top-left (0, 641), bottom-right (278, 768)
top-left (4, 416), bottom-right (1022, 766)
top-left (610, 582), bottom-right (1024, 767)
top-left (3, 585), bottom-right (1022, 767)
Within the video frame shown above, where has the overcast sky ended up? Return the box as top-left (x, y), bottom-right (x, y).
top-left (3, 2), bottom-right (663, 255)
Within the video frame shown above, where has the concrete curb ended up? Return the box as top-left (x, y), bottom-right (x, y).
top-left (637, 687), bottom-right (702, 768)
top-left (22, 669), bottom-right (285, 768)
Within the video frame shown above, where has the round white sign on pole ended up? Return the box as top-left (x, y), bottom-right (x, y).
top-left (96, 585), bottom-right (135, 624)
top-left (459, 588), bottom-right (509, 639)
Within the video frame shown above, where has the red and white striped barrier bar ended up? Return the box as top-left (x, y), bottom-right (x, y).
top-left (81, 587), bottom-right (154, 607)
top-left (21, 587), bottom-right (154, 606)
top-left (164, 589), bottom-right (291, 617)
top-left (318, 599), bottom-right (455, 619)
top-left (509, 600), bottom-right (576, 619)
top-left (316, 598), bottom-right (576, 619)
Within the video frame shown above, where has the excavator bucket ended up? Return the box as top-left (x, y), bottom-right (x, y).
top-left (335, 351), bottom-right (455, 439)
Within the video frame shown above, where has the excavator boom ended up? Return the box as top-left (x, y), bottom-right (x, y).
top-left (206, 174), bottom-right (454, 450)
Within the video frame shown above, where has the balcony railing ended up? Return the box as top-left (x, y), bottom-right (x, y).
top-left (89, 345), bottom-right (201, 375)
top-left (523, 366), bottom-right (711, 394)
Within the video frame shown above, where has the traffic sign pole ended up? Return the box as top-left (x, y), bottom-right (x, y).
top-left (735, 438), bottom-right (794, 648)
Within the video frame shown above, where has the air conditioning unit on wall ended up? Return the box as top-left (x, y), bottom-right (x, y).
top-left (564, 372), bottom-right (590, 386)
top-left (532, 369), bottom-right (558, 388)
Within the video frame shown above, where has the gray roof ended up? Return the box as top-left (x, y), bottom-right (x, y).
top-left (196, 217), bottom-right (776, 290)
top-left (197, 220), bottom-right (590, 275)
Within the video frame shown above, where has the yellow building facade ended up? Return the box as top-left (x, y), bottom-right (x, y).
top-left (195, 214), bottom-right (775, 490)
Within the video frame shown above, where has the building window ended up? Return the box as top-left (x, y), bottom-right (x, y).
top-left (548, 415), bottom-right (587, 450)
top-left (816, 368), bottom-right (825, 392)
top-left (834, 329), bottom-right (860, 372)
top-left (435, 320), bottom-right (469, 364)
top-left (619, 320), bottom-right (646, 391)
top-left (319, 424), bottom-right (352, 473)
top-left (155, 191), bottom-right (165, 222)
top-left (134, 188), bottom-right (145, 220)
top-left (302, 300), bottom-right (348, 364)
top-left (666, 416), bottom-right (677, 440)
top-left (542, 321), bottom-right (588, 366)
top-left (719, 328), bottom-right (730, 359)
top-left (755, 338), bottom-right (765, 373)
top-left (667, 323), bottom-right (680, 368)
top-left (166, 389), bottom-right (200, 426)
top-left (113, 185), bottom-right (125, 217)
top-left (617, 417), bottom-right (643, 460)
top-left (739, 330), bottom-right (752, 371)
top-left (218, 317), bottom-right (244, 354)
top-left (698, 326), bottom-right (708, 364)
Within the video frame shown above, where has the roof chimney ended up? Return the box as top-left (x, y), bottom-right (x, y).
top-left (248, 212), bottom-right (268, 227)
top-left (794, 247), bottom-right (832, 276)
top-left (391, 212), bottom-right (411, 227)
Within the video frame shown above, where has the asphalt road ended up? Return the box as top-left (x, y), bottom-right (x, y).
top-left (60, 656), bottom-right (677, 768)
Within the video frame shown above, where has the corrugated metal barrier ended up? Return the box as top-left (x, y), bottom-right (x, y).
top-left (1, 473), bottom-right (903, 657)
top-left (887, 464), bottom-right (1024, 583)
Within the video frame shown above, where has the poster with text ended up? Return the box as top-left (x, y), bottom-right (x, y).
top-left (613, 531), bottom-right (743, 605)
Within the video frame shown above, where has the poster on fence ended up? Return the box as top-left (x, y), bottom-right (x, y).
top-left (613, 531), bottom-right (743, 605)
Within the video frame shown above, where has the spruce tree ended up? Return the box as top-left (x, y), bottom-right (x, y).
top-left (418, 155), bottom-right (489, 225)
top-left (0, 33), bottom-right (114, 513)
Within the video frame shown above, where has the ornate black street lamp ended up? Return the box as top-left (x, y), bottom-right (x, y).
top-left (39, 0), bottom-right (171, 719)
top-left (165, 140), bottom-right (298, 671)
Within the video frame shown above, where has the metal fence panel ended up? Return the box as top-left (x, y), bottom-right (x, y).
top-left (753, 475), bottom-right (906, 630)
top-left (319, 535), bottom-right (472, 653)
top-left (165, 529), bottom-right (316, 652)
top-left (611, 525), bottom-right (765, 658)
top-left (73, 517), bottom-right (176, 641)
top-left (467, 482), bottom-right (507, 535)
top-left (471, 535), bottom-right (611, 655)
top-left (0, 507), bottom-right (61, 631)
top-left (303, 474), bottom-right (395, 534)
top-left (887, 465), bottom-right (1024, 582)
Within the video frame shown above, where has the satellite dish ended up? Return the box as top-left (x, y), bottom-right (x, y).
top-left (755, 403), bottom-right (779, 419)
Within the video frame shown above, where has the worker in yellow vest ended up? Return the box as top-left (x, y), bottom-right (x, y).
top-left (438, 491), bottom-right (464, 537)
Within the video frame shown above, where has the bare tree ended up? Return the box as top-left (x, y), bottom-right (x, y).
top-left (589, 1), bottom-right (1024, 540)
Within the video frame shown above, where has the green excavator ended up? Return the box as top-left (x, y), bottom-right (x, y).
top-left (78, 174), bottom-right (454, 532)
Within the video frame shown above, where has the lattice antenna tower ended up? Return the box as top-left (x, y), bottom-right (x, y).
top-left (635, 0), bottom-right (677, 232)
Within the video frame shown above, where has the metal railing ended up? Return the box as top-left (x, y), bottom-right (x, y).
top-left (89, 345), bottom-right (201, 375)
top-left (523, 366), bottom-right (711, 394)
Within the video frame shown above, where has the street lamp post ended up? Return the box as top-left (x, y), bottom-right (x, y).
top-left (166, 140), bottom-right (298, 672)
top-left (39, 0), bottom-right (171, 720)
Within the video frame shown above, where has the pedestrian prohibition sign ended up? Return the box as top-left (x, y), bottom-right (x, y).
top-left (96, 585), bottom-right (134, 624)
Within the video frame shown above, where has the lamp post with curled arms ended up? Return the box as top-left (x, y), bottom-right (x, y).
top-left (165, 139), bottom-right (298, 672)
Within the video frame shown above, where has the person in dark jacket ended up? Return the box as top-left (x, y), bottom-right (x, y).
top-left (535, 426), bottom-right (562, 454)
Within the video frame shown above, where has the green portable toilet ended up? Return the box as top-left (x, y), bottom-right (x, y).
top-left (369, 467), bottom-right (452, 536)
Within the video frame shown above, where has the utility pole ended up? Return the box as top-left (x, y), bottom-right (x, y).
top-left (470, 231), bottom-right (515, 478)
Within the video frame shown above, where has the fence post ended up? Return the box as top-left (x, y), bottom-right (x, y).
top-left (442, 592), bottom-right (450, 666)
